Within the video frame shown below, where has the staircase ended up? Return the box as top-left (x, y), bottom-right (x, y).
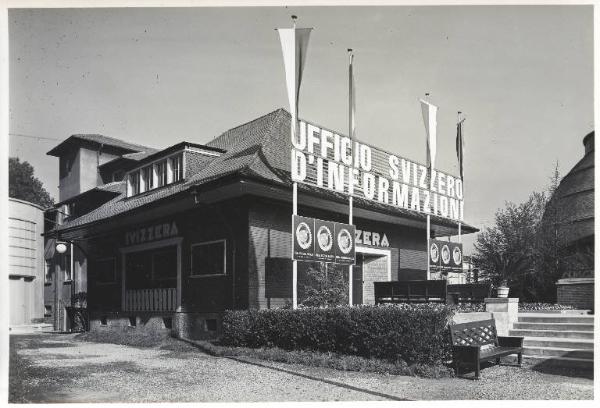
top-left (509, 311), bottom-right (594, 370)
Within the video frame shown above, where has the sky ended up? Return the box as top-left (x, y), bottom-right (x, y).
top-left (7, 5), bottom-right (594, 253)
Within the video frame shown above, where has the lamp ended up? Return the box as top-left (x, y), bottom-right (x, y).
top-left (55, 241), bottom-right (69, 254)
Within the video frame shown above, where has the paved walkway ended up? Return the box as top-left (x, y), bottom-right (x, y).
top-left (9, 334), bottom-right (593, 402)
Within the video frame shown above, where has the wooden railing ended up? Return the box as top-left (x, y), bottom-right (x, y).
top-left (374, 281), bottom-right (492, 304)
top-left (124, 288), bottom-right (176, 312)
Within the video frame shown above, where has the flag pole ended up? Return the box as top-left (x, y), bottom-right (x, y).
top-left (347, 48), bottom-right (354, 306)
top-left (457, 110), bottom-right (462, 245)
top-left (291, 14), bottom-right (298, 310)
top-left (425, 92), bottom-right (431, 280)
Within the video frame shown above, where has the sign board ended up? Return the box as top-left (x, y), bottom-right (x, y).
top-left (125, 221), bottom-right (179, 246)
top-left (334, 222), bottom-right (355, 265)
top-left (293, 215), bottom-right (315, 261)
top-left (291, 120), bottom-right (464, 222)
top-left (314, 219), bottom-right (336, 262)
top-left (292, 215), bottom-right (355, 265)
top-left (429, 239), bottom-right (463, 270)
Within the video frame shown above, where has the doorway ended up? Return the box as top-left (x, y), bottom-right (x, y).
top-left (352, 247), bottom-right (391, 305)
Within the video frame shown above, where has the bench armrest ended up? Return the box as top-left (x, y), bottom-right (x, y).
top-left (498, 336), bottom-right (524, 348)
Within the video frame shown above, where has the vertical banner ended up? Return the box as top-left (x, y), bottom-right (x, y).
top-left (456, 116), bottom-right (465, 181)
top-left (314, 219), bottom-right (336, 262)
top-left (277, 27), bottom-right (312, 141)
top-left (348, 49), bottom-right (356, 140)
top-left (292, 215), bottom-right (315, 261)
top-left (334, 222), bottom-right (356, 265)
top-left (420, 99), bottom-right (438, 180)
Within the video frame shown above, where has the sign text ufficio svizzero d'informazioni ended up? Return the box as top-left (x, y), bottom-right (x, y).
top-left (291, 120), bottom-right (464, 221)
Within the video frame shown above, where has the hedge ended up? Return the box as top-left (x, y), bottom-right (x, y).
top-left (220, 304), bottom-right (454, 365)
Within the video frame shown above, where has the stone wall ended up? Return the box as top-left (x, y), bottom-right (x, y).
top-left (557, 278), bottom-right (594, 310)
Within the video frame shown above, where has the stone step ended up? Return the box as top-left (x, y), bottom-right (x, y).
top-left (523, 337), bottom-right (594, 350)
top-left (523, 346), bottom-right (593, 359)
top-left (513, 322), bottom-right (594, 331)
top-left (523, 355), bottom-right (594, 370)
top-left (517, 315), bottom-right (594, 324)
top-left (519, 310), bottom-right (591, 315)
top-left (509, 329), bottom-right (594, 339)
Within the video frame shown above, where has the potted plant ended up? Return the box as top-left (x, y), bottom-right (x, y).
top-left (496, 280), bottom-right (510, 298)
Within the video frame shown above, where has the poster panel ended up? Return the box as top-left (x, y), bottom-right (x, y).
top-left (429, 239), bottom-right (441, 268)
top-left (314, 219), bottom-right (336, 263)
top-left (429, 239), bottom-right (463, 271)
top-left (292, 215), bottom-right (315, 261)
top-left (334, 222), bottom-right (355, 265)
top-left (440, 242), bottom-right (452, 267)
top-left (451, 242), bottom-right (463, 269)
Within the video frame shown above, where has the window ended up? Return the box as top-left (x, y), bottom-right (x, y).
top-left (205, 319), bottom-right (217, 332)
top-left (44, 261), bottom-right (52, 284)
top-left (126, 153), bottom-right (185, 197)
top-left (155, 160), bottom-right (167, 188)
top-left (125, 246), bottom-right (177, 289)
top-left (190, 240), bottom-right (226, 276)
top-left (128, 171), bottom-right (140, 196)
top-left (142, 166), bottom-right (154, 192)
top-left (62, 252), bottom-right (72, 282)
top-left (94, 258), bottom-right (117, 284)
top-left (153, 247), bottom-right (177, 280)
top-left (170, 154), bottom-right (183, 182)
top-left (44, 305), bottom-right (52, 317)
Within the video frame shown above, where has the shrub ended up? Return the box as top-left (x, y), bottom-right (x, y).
top-left (221, 304), bottom-right (454, 365)
top-left (192, 339), bottom-right (454, 378)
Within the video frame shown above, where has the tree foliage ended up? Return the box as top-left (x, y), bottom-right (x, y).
top-left (9, 157), bottom-right (54, 208)
top-left (472, 164), bottom-right (565, 302)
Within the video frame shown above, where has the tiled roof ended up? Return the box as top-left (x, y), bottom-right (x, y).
top-left (54, 108), bottom-right (477, 233)
top-left (47, 133), bottom-right (158, 156)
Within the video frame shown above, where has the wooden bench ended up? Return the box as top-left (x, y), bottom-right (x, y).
top-left (374, 280), bottom-right (447, 304)
top-left (449, 319), bottom-right (524, 379)
top-left (447, 283), bottom-right (492, 303)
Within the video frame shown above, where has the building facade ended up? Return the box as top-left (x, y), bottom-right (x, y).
top-left (45, 109), bottom-right (476, 338)
top-left (8, 198), bottom-right (46, 329)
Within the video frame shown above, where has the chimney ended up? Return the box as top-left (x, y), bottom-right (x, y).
top-left (583, 131), bottom-right (594, 155)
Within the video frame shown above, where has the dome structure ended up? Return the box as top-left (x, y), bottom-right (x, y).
top-left (548, 131), bottom-right (594, 255)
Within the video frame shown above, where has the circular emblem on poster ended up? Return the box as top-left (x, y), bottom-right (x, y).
top-left (337, 228), bottom-right (353, 254)
top-left (441, 244), bottom-right (451, 265)
top-left (430, 242), bottom-right (439, 263)
top-left (317, 225), bottom-right (333, 251)
top-left (453, 246), bottom-right (462, 266)
top-left (295, 222), bottom-right (312, 250)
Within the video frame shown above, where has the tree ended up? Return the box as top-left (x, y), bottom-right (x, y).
top-left (472, 163), bottom-right (570, 302)
top-left (9, 157), bottom-right (54, 208)
top-left (472, 192), bottom-right (548, 300)
top-left (299, 263), bottom-right (348, 307)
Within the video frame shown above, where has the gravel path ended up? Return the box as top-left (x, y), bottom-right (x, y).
top-left (9, 333), bottom-right (593, 402)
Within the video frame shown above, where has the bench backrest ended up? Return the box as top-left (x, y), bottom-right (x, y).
top-left (449, 319), bottom-right (498, 347)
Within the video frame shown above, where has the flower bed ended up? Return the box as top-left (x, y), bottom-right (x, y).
top-left (220, 304), bottom-right (454, 365)
top-left (518, 303), bottom-right (575, 311)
